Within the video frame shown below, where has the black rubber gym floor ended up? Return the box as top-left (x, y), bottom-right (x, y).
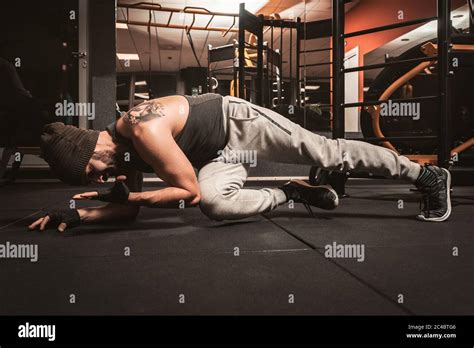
top-left (0, 180), bottom-right (473, 315)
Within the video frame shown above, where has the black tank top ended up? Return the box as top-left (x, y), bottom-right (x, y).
top-left (105, 93), bottom-right (227, 172)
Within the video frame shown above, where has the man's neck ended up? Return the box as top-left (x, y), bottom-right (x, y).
top-left (96, 130), bottom-right (120, 154)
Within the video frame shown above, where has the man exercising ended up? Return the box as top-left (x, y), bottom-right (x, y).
top-left (29, 93), bottom-right (451, 232)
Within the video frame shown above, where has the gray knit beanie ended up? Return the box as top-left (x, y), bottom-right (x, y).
top-left (40, 122), bottom-right (100, 185)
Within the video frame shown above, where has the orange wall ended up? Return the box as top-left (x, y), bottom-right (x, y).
top-left (344, 0), bottom-right (465, 101)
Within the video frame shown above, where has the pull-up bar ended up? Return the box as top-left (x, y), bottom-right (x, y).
top-left (344, 16), bottom-right (438, 38)
top-left (116, 19), bottom-right (239, 33)
top-left (118, 2), bottom-right (238, 18)
top-left (117, 2), bottom-right (239, 34)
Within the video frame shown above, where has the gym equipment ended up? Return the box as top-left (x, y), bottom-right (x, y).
top-left (116, 2), bottom-right (240, 99)
top-left (296, 18), bottom-right (332, 109)
top-left (294, 17), bottom-right (333, 130)
top-left (262, 16), bottom-right (299, 107)
top-left (312, 0), bottom-right (474, 196)
top-left (120, 2), bottom-right (330, 118)
top-left (117, 2), bottom-right (239, 34)
top-left (207, 37), bottom-right (281, 106)
top-left (208, 4), bottom-right (308, 109)
top-left (361, 41), bottom-right (474, 160)
top-left (207, 4), bottom-right (264, 105)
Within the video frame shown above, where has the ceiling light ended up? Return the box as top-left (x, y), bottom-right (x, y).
top-left (305, 85), bottom-right (320, 91)
top-left (117, 53), bottom-right (140, 60)
top-left (135, 81), bottom-right (147, 86)
top-left (116, 23), bottom-right (128, 29)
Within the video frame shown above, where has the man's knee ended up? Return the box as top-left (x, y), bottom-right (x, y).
top-left (199, 195), bottom-right (226, 221)
top-left (199, 192), bottom-right (239, 221)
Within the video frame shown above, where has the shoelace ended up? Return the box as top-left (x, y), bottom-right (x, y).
top-left (419, 177), bottom-right (443, 217)
top-left (303, 202), bottom-right (315, 218)
top-left (293, 190), bottom-right (316, 218)
top-left (420, 193), bottom-right (431, 218)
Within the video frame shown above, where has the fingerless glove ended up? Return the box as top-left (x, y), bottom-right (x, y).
top-left (91, 181), bottom-right (130, 204)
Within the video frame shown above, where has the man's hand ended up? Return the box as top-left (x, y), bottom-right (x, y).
top-left (28, 209), bottom-right (81, 232)
top-left (73, 176), bottom-right (130, 204)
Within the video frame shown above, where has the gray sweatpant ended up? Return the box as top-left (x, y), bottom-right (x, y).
top-left (198, 96), bottom-right (421, 221)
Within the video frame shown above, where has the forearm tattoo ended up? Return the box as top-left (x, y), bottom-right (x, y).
top-left (123, 100), bottom-right (166, 126)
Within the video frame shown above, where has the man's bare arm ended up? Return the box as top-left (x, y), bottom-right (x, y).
top-left (127, 124), bottom-right (200, 208)
top-left (128, 186), bottom-right (198, 208)
top-left (77, 202), bottom-right (139, 223)
top-left (29, 170), bottom-right (143, 232)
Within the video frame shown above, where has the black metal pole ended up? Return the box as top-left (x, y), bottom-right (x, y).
top-left (263, 47), bottom-right (268, 107)
top-left (233, 41), bottom-right (238, 97)
top-left (257, 14), bottom-right (264, 106)
top-left (270, 23), bottom-right (274, 106)
top-left (344, 55), bottom-right (438, 73)
top-left (437, 0), bottom-right (452, 168)
top-left (289, 23), bottom-right (294, 106)
top-left (207, 44), bottom-right (212, 93)
top-left (470, 0), bottom-right (474, 34)
top-left (238, 3), bottom-right (245, 99)
top-left (332, 0), bottom-right (346, 196)
top-left (344, 16), bottom-right (438, 38)
top-left (280, 25), bottom-right (283, 104)
top-left (296, 17), bottom-right (301, 107)
top-left (278, 49), bottom-right (283, 104)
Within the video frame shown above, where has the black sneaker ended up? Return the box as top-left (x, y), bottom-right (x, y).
top-left (415, 164), bottom-right (452, 222)
top-left (280, 179), bottom-right (339, 217)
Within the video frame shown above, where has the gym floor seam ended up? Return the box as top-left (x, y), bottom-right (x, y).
top-left (262, 213), bottom-right (416, 315)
